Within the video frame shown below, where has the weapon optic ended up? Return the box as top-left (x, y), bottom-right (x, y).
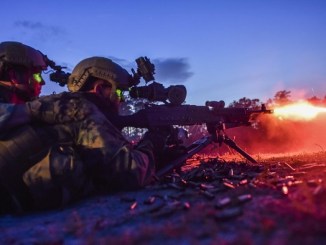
top-left (129, 82), bottom-right (187, 106)
top-left (120, 56), bottom-right (274, 175)
top-left (129, 56), bottom-right (187, 105)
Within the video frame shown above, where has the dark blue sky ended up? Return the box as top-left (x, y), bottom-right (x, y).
top-left (1, 0), bottom-right (326, 105)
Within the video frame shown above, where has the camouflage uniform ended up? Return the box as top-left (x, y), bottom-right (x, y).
top-left (0, 92), bottom-right (156, 211)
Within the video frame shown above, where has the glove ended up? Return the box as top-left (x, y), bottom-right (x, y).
top-left (140, 127), bottom-right (189, 171)
top-left (142, 127), bottom-right (171, 156)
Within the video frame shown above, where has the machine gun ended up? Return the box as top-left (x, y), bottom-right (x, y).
top-left (111, 56), bottom-right (273, 176)
top-left (112, 101), bottom-right (272, 177)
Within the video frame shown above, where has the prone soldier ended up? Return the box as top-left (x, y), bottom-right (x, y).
top-left (0, 56), bottom-right (166, 213)
top-left (0, 41), bottom-right (55, 212)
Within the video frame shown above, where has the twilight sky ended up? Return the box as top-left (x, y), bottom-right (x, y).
top-left (1, 0), bottom-right (326, 105)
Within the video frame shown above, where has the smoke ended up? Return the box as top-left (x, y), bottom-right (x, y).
top-left (108, 57), bottom-right (129, 66)
top-left (152, 58), bottom-right (193, 84)
top-left (13, 20), bottom-right (66, 43)
top-left (226, 114), bottom-right (326, 155)
top-left (109, 56), bottom-right (194, 84)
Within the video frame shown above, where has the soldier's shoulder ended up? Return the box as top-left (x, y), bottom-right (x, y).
top-left (38, 92), bottom-right (86, 101)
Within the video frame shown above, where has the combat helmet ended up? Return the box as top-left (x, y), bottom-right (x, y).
top-left (0, 41), bottom-right (50, 103)
top-left (0, 41), bottom-right (48, 71)
top-left (67, 57), bottom-right (132, 94)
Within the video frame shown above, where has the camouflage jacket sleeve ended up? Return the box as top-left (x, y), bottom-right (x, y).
top-left (0, 92), bottom-right (96, 131)
top-left (37, 92), bottom-right (158, 191)
top-left (71, 107), bottom-right (156, 191)
top-left (0, 91), bottom-right (95, 131)
top-left (26, 92), bottom-right (100, 124)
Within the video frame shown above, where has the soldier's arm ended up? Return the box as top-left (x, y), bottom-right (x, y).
top-left (107, 141), bottom-right (156, 190)
top-left (74, 111), bottom-right (157, 191)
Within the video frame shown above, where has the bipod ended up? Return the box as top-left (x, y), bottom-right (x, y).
top-left (156, 130), bottom-right (258, 178)
top-left (217, 131), bottom-right (257, 163)
top-left (156, 136), bottom-right (213, 178)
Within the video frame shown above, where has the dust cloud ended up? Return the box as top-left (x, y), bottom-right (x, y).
top-left (226, 113), bottom-right (326, 155)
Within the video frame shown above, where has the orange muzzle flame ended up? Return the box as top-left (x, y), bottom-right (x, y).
top-left (274, 101), bottom-right (326, 121)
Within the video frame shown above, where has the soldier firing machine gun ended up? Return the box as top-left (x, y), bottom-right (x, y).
top-left (49, 57), bottom-right (273, 177)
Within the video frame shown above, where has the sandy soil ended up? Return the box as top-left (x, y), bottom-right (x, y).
top-left (1, 152), bottom-right (326, 245)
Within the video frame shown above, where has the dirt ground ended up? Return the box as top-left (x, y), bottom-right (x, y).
top-left (1, 151), bottom-right (326, 245)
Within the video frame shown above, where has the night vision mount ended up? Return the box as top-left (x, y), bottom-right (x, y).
top-left (45, 56), bottom-right (70, 87)
top-left (130, 56), bottom-right (187, 106)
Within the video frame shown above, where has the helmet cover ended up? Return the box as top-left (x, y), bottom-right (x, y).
top-left (67, 56), bottom-right (132, 92)
top-left (0, 41), bottom-right (48, 70)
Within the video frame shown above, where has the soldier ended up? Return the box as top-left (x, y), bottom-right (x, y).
top-left (0, 41), bottom-right (60, 213)
top-left (0, 41), bottom-right (48, 103)
top-left (0, 57), bottom-right (166, 213)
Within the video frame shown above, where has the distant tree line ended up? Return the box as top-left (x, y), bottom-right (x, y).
top-left (229, 90), bottom-right (326, 109)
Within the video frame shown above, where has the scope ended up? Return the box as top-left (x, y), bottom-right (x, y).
top-left (129, 82), bottom-right (187, 105)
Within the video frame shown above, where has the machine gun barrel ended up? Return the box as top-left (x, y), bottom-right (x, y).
top-left (116, 103), bottom-right (272, 129)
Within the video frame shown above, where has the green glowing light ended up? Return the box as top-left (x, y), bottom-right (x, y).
top-left (33, 73), bottom-right (43, 83)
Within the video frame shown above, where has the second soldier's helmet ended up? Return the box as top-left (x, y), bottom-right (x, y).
top-left (0, 41), bottom-right (49, 103)
top-left (0, 41), bottom-right (48, 71)
top-left (67, 57), bottom-right (132, 94)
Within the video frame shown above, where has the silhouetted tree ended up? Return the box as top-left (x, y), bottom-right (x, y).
top-left (120, 97), bottom-right (149, 142)
top-left (228, 97), bottom-right (261, 109)
top-left (307, 96), bottom-right (322, 105)
top-left (273, 90), bottom-right (291, 105)
top-left (322, 95), bottom-right (326, 106)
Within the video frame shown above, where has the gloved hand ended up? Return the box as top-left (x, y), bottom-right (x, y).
top-left (140, 127), bottom-right (189, 171)
top-left (141, 127), bottom-right (171, 156)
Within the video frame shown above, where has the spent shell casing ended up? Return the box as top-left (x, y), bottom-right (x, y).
top-left (144, 196), bottom-right (156, 205)
top-left (129, 201), bottom-right (138, 210)
top-left (215, 207), bottom-right (243, 221)
top-left (183, 202), bottom-right (191, 210)
top-left (281, 185), bottom-right (288, 195)
top-left (200, 190), bottom-right (215, 200)
top-left (239, 179), bottom-right (248, 185)
top-left (215, 197), bottom-right (232, 209)
top-left (237, 194), bottom-right (252, 203)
